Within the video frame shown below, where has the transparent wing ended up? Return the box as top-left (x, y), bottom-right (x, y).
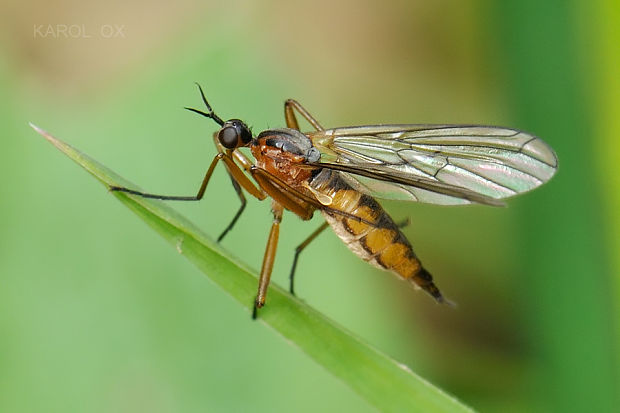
top-left (308, 124), bottom-right (558, 205)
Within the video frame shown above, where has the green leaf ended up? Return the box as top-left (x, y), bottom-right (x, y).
top-left (31, 123), bottom-right (474, 413)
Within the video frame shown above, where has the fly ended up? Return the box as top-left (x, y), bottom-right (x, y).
top-left (110, 84), bottom-right (558, 318)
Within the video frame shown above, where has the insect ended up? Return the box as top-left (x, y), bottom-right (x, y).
top-left (110, 84), bottom-right (558, 318)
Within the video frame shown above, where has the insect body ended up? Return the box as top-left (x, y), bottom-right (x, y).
top-left (250, 127), bottom-right (444, 305)
top-left (110, 84), bottom-right (558, 318)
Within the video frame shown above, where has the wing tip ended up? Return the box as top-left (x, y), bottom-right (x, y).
top-left (522, 137), bottom-right (559, 169)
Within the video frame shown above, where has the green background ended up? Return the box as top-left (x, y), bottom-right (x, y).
top-left (1, 1), bottom-right (618, 411)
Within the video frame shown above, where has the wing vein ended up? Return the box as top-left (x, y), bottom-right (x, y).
top-left (310, 124), bottom-right (557, 205)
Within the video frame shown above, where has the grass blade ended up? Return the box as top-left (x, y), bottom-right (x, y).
top-left (31, 122), bottom-right (474, 413)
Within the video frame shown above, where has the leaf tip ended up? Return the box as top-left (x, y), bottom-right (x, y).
top-left (29, 122), bottom-right (58, 144)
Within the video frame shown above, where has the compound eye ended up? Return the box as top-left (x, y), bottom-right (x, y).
top-left (239, 127), bottom-right (252, 144)
top-left (218, 126), bottom-right (239, 149)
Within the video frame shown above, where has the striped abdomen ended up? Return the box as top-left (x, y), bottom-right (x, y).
top-left (309, 169), bottom-right (446, 303)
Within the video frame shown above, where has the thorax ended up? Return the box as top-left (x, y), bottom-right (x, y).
top-left (250, 128), bottom-right (320, 193)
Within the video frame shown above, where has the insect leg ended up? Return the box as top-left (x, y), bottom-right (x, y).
top-left (251, 168), bottom-right (315, 220)
top-left (110, 152), bottom-right (266, 202)
top-left (253, 201), bottom-right (284, 319)
top-left (109, 152), bottom-right (226, 201)
top-left (231, 148), bottom-right (255, 173)
top-left (216, 171), bottom-right (246, 242)
top-left (284, 99), bottom-right (324, 131)
top-left (289, 222), bottom-right (329, 296)
top-left (216, 149), bottom-right (297, 240)
top-left (219, 155), bottom-right (265, 200)
top-left (396, 217), bottom-right (411, 228)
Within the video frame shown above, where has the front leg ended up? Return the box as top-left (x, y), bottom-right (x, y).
top-left (109, 152), bottom-right (225, 201)
top-left (110, 151), bottom-right (266, 202)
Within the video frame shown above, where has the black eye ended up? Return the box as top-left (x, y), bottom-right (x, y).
top-left (239, 125), bottom-right (252, 144)
top-left (218, 126), bottom-right (239, 149)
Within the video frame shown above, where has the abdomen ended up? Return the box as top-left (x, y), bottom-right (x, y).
top-left (310, 169), bottom-right (446, 303)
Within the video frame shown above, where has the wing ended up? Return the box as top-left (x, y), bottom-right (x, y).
top-left (308, 124), bottom-right (558, 205)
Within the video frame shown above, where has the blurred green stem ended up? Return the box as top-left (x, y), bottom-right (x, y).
top-left (493, 1), bottom-right (618, 411)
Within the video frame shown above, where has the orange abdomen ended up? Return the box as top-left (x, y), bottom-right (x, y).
top-left (310, 169), bottom-right (446, 303)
